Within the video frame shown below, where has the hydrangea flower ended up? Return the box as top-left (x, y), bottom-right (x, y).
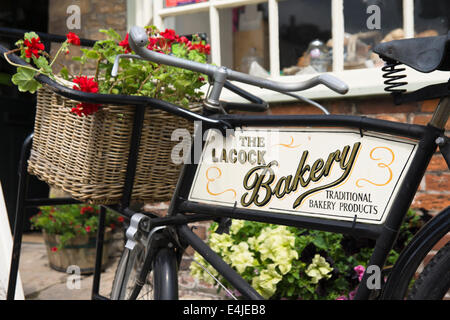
top-left (189, 252), bottom-right (219, 285)
top-left (254, 226), bottom-right (298, 274)
top-left (252, 264), bottom-right (283, 299)
top-left (229, 219), bottom-right (244, 235)
top-left (229, 242), bottom-right (257, 273)
top-left (305, 254), bottom-right (333, 284)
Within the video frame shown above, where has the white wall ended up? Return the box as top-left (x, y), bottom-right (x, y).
top-left (0, 183), bottom-right (24, 300)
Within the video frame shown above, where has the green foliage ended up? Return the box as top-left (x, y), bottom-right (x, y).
top-left (190, 209), bottom-right (426, 300)
top-left (11, 67), bottom-right (41, 93)
top-left (75, 27), bottom-right (208, 107)
top-left (29, 204), bottom-right (125, 249)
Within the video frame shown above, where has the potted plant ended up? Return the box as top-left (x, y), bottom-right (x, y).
top-left (3, 27), bottom-right (210, 205)
top-left (30, 204), bottom-right (125, 274)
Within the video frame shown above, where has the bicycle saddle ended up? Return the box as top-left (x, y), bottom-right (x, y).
top-left (374, 31), bottom-right (450, 73)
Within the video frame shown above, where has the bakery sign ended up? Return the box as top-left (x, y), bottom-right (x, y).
top-left (188, 128), bottom-right (418, 225)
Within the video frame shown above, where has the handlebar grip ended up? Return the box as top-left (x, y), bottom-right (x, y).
top-left (129, 26), bottom-right (148, 47)
top-left (316, 74), bottom-right (349, 95)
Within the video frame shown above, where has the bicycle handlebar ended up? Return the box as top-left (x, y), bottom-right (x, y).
top-left (126, 26), bottom-right (349, 96)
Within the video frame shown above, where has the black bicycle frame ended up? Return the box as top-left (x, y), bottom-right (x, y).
top-left (3, 40), bottom-right (447, 300)
top-left (163, 113), bottom-right (444, 300)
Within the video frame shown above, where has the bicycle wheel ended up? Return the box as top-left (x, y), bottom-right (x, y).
top-left (408, 241), bottom-right (450, 300)
top-left (110, 235), bottom-right (179, 300)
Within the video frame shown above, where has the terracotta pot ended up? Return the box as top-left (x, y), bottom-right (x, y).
top-left (42, 229), bottom-right (112, 274)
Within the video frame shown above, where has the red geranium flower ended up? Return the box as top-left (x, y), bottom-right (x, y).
top-left (160, 29), bottom-right (177, 43)
top-left (117, 216), bottom-right (125, 223)
top-left (178, 36), bottom-right (189, 45)
top-left (66, 32), bottom-right (81, 46)
top-left (24, 37), bottom-right (44, 58)
top-left (119, 33), bottom-right (132, 53)
top-left (51, 247), bottom-right (58, 252)
top-left (85, 226), bottom-right (91, 233)
top-left (71, 76), bottom-right (101, 116)
top-left (80, 206), bottom-right (94, 215)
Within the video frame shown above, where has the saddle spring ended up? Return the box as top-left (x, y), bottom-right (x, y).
top-left (381, 58), bottom-right (408, 95)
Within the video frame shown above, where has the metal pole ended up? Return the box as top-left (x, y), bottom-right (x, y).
top-left (7, 134), bottom-right (33, 300)
top-left (91, 206), bottom-right (107, 299)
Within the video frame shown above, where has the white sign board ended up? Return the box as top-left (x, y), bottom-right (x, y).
top-left (189, 128), bottom-right (417, 225)
top-left (0, 183), bottom-right (24, 300)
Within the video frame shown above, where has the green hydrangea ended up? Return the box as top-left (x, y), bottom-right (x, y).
top-left (229, 219), bottom-right (245, 235)
top-left (305, 254), bottom-right (333, 284)
top-left (229, 242), bottom-right (257, 273)
top-left (189, 252), bottom-right (219, 285)
top-left (253, 226), bottom-right (298, 275)
top-left (251, 264), bottom-right (283, 299)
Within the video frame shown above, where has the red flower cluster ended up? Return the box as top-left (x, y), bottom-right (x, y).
top-left (80, 206), bottom-right (94, 215)
top-left (24, 37), bottom-right (44, 58)
top-left (71, 76), bottom-right (101, 116)
top-left (119, 28), bottom-right (211, 56)
top-left (66, 32), bottom-right (81, 46)
top-left (119, 33), bottom-right (132, 53)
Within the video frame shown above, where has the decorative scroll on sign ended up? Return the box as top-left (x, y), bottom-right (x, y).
top-left (189, 128), bottom-right (417, 225)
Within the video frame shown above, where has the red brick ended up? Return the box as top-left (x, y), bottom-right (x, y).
top-left (432, 233), bottom-right (450, 251)
top-left (421, 99), bottom-right (440, 113)
top-left (412, 114), bottom-right (450, 130)
top-left (372, 114), bottom-right (407, 123)
top-left (324, 100), bottom-right (354, 114)
top-left (270, 104), bottom-right (324, 115)
top-left (425, 173), bottom-right (450, 191)
top-left (412, 193), bottom-right (450, 211)
top-left (427, 154), bottom-right (448, 172)
top-left (355, 98), bottom-right (418, 115)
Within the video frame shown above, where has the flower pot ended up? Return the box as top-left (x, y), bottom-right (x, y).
top-left (42, 229), bottom-right (112, 274)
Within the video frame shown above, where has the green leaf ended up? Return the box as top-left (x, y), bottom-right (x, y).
top-left (312, 235), bottom-right (327, 250)
top-left (11, 67), bottom-right (42, 93)
top-left (33, 56), bottom-right (52, 74)
top-left (86, 50), bottom-right (100, 60)
top-left (60, 67), bottom-right (69, 80)
top-left (99, 28), bottom-right (122, 41)
top-left (24, 32), bottom-right (39, 41)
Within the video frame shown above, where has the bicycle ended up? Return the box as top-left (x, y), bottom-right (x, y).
top-left (4, 27), bottom-right (450, 300)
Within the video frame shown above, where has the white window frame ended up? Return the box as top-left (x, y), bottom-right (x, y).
top-left (148, 0), bottom-right (448, 103)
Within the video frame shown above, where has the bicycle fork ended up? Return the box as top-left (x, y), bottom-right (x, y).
top-left (123, 213), bottom-right (180, 300)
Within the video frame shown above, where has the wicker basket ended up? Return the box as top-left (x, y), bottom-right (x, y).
top-left (28, 87), bottom-right (200, 204)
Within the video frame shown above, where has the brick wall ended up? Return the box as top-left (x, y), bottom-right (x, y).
top-left (48, 0), bottom-right (127, 74)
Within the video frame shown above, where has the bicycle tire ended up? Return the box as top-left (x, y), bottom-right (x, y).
top-left (407, 241), bottom-right (450, 300)
top-left (110, 244), bottom-right (179, 300)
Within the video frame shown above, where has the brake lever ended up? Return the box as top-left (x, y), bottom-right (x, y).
top-left (111, 54), bottom-right (144, 77)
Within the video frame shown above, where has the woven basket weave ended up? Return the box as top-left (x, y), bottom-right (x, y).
top-left (28, 87), bottom-right (200, 204)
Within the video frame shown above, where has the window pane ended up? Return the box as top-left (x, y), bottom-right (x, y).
top-left (414, 0), bottom-right (449, 36)
top-left (163, 13), bottom-right (211, 61)
top-left (164, 0), bottom-right (208, 9)
top-left (231, 4), bottom-right (270, 75)
top-left (277, 0), bottom-right (332, 76)
top-left (344, 0), bottom-right (403, 70)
